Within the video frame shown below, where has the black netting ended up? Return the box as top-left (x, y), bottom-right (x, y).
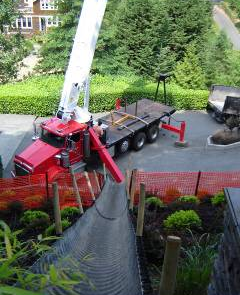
top-left (31, 178), bottom-right (143, 295)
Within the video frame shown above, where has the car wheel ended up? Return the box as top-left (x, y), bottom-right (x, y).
top-left (132, 132), bottom-right (146, 151)
top-left (117, 139), bottom-right (129, 154)
top-left (146, 125), bottom-right (159, 143)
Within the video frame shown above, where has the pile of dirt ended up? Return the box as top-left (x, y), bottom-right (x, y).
top-left (212, 128), bottom-right (240, 145)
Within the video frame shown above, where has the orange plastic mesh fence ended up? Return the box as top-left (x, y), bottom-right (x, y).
top-left (134, 171), bottom-right (240, 203)
top-left (197, 171), bottom-right (240, 196)
top-left (135, 171), bottom-right (199, 203)
top-left (0, 172), bottom-right (103, 210)
top-left (53, 172), bottom-right (103, 208)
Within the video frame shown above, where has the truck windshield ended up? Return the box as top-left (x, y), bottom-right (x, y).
top-left (41, 129), bottom-right (65, 148)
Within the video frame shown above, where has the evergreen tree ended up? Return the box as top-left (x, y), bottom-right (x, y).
top-left (200, 30), bottom-right (232, 86)
top-left (113, 0), bottom-right (170, 77)
top-left (174, 43), bottom-right (206, 89)
top-left (165, 0), bottom-right (212, 60)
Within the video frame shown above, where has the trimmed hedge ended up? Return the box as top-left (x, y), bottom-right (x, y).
top-left (0, 74), bottom-right (209, 116)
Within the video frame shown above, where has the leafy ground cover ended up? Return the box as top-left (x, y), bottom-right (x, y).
top-left (0, 201), bottom-right (86, 294)
top-left (0, 74), bottom-right (208, 116)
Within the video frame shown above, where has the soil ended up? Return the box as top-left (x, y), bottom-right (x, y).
top-left (132, 197), bottom-right (225, 295)
top-left (135, 198), bottom-right (224, 265)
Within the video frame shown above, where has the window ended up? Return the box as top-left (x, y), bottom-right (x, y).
top-left (15, 17), bottom-right (32, 29)
top-left (40, 0), bottom-right (56, 10)
top-left (45, 16), bottom-right (59, 27)
top-left (41, 130), bottom-right (65, 148)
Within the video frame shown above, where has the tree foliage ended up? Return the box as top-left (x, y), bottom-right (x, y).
top-left (0, 33), bottom-right (29, 84)
top-left (0, 0), bottom-right (20, 33)
top-left (38, 0), bottom-right (212, 79)
top-left (38, 0), bottom-right (82, 72)
top-left (37, 0), bottom-right (240, 89)
top-left (174, 43), bottom-right (206, 89)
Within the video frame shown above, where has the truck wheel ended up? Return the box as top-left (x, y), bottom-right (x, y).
top-left (117, 139), bottom-right (129, 154)
top-left (132, 132), bottom-right (146, 151)
top-left (146, 125), bottom-right (159, 143)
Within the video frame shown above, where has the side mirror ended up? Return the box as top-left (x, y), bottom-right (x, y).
top-left (32, 116), bottom-right (39, 141)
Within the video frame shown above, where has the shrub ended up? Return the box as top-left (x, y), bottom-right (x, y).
top-left (165, 187), bottom-right (181, 198)
top-left (0, 74), bottom-right (209, 116)
top-left (163, 210), bottom-right (202, 230)
top-left (45, 219), bottom-right (71, 236)
top-left (211, 191), bottom-right (226, 206)
top-left (197, 190), bottom-right (210, 198)
top-left (146, 197), bottom-right (164, 208)
top-left (20, 210), bottom-right (50, 231)
top-left (61, 206), bottom-right (80, 222)
top-left (23, 195), bottom-right (45, 208)
top-left (175, 232), bottom-right (219, 295)
top-left (178, 195), bottom-right (200, 204)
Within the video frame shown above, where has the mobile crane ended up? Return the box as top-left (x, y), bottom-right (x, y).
top-left (13, 0), bottom-right (186, 183)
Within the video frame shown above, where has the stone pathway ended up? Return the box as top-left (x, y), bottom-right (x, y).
top-left (17, 43), bottom-right (41, 80)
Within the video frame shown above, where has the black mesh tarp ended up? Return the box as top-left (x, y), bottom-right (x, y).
top-left (31, 178), bottom-right (143, 295)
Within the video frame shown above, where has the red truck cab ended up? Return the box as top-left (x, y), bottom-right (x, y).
top-left (14, 117), bottom-right (87, 180)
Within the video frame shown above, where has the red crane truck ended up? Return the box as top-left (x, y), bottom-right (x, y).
top-left (13, 0), bottom-right (186, 183)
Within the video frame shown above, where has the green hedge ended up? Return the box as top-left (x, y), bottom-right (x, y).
top-left (0, 74), bottom-right (209, 116)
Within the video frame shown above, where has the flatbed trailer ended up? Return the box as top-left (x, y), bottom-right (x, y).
top-left (97, 98), bottom-right (185, 155)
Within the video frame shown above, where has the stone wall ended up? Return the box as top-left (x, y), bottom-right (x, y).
top-left (208, 188), bottom-right (240, 295)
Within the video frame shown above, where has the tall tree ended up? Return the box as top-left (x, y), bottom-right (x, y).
top-left (200, 30), bottom-right (232, 87)
top-left (0, 0), bottom-right (20, 33)
top-left (113, 0), bottom-right (171, 77)
top-left (165, 0), bottom-right (212, 60)
top-left (38, 0), bottom-right (82, 73)
top-left (174, 43), bottom-right (206, 89)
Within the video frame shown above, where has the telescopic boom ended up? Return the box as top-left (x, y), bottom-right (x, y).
top-left (57, 0), bottom-right (108, 123)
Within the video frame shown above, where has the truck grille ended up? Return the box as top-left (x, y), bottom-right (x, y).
top-left (15, 163), bottom-right (30, 176)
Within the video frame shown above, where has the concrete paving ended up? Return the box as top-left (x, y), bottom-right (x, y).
top-left (0, 114), bottom-right (34, 171)
top-left (116, 110), bottom-right (240, 172)
top-left (1, 111), bottom-right (240, 178)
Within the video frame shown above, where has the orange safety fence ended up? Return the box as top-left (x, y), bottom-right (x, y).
top-left (0, 172), bottom-right (103, 210)
top-left (134, 171), bottom-right (240, 203)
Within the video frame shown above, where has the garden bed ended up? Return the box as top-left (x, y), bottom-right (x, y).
top-left (133, 193), bottom-right (225, 295)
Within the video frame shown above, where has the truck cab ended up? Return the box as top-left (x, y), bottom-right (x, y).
top-left (14, 117), bottom-right (87, 180)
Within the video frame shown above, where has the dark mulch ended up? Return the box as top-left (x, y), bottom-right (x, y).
top-left (132, 198), bottom-right (224, 265)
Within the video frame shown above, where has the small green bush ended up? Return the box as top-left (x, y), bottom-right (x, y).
top-left (164, 210), bottom-right (202, 230)
top-left (178, 195), bottom-right (200, 204)
top-left (211, 191), bottom-right (226, 206)
top-left (146, 197), bottom-right (164, 208)
top-left (61, 206), bottom-right (80, 222)
top-left (0, 74), bottom-right (208, 116)
top-left (20, 210), bottom-right (50, 233)
top-left (45, 219), bottom-right (71, 236)
top-left (20, 210), bottom-right (50, 226)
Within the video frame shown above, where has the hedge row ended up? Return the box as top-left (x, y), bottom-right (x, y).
top-left (0, 74), bottom-right (209, 116)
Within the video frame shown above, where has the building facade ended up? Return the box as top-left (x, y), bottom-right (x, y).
top-left (7, 0), bottom-right (59, 36)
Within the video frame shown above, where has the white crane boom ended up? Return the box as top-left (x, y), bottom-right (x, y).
top-left (57, 0), bottom-right (108, 123)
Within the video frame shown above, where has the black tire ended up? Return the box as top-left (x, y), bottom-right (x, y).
top-left (117, 139), bottom-right (129, 154)
top-left (132, 132), bottom-right (146, 151)
top-left (146, 125), bottom-right (159, 143)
